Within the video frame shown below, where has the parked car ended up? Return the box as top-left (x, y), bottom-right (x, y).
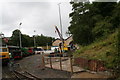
top-left (34, 48), bottom-right (44, 54)
top-left (28, 48), bottom-right (35, 55)
top-left (21, 48), bottom-right (30, 57)
top-left (44, 50), bottom-right (54, 56)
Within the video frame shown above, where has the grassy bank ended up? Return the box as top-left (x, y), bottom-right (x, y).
top-left (73, 30), bottom-right (118, 69)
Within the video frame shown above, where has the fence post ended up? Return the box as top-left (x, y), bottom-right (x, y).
top-left (42, 53), bottom-right (45, 69)
top-left (59, 54), bottom-right (62, 70)
top-left (70, 56), bottom-right (73, 73)
top-left (50, 56), bottom-right (53, 68)
top-left (95, 61), bottom-right (97, 72)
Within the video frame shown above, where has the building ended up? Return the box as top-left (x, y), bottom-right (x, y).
top-left (52, 36), bottom-right (73, 47)
top-left (52, 38), bottom-right (62, 47)
top-left (64, 35), bottom-right (73, 47)
top-left (0, 33), bottom-right (10, 46)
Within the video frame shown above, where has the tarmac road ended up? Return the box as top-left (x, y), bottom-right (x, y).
top-left (17, 54), bottom-right (71, 78)
top-left (1, 54), bottom-right (110, 79)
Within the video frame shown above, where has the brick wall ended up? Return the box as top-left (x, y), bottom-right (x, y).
top-left (74, 58), bottom-right (106, 71)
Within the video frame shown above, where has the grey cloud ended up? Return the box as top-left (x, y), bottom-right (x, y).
top-left (1, 2), bottom-right (72, 38)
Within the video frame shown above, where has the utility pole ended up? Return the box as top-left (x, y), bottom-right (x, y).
top-left (19, 23), bottom-right (22, 48)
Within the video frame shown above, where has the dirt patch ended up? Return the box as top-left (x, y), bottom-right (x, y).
top-left (71, 72), bottom-right (109, 78)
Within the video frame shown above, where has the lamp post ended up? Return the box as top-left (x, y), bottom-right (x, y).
top-left (0, 32), bottom-right (4, 38)
top-left (58, 3), bottom-right (63, 38)
top-left (19, 23), bottom-right (22, 48)
top-left (34, 30), bottom-right (36, 47)
top-left (0, 32), bottom-right (4, 47)
top-left (58, 3), bottom-right (64, 53)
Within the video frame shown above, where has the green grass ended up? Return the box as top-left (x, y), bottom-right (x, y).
top-left (73, 30), bottom-right (118, 68)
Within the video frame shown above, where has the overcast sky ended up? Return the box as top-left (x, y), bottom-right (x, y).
top-left (0, 0), bottom-right (72, 39)
top-left (1, 0), bottom-right (117, 39)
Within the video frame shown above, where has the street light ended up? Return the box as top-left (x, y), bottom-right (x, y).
top-left (58, 3), bottom-right (64, 53)
top-left (34, 30), bottom-right (36, 47)
top-left (58, 3), bottom-right (63, 38)
top-left (19, 23), bottom-right (22, 48)
top-left (0, 32), bottom-right (4, 38)
top-left (0, 32), bottom-right (4, 47)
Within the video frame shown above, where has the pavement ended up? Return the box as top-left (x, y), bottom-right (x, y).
top-left (45, 57), bottom-right (85, 73)
top-left (44, 56), bottom-right (111, 78)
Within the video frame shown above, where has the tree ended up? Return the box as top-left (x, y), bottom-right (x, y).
top-left (22, 34), bottom-right (31, 47)
top-left (8, 29), bottom-right (21, 46)
top-left (113, 28), bottom-right (120, 78)
top-left (36, 34), bottom-right (55, 46)
top-left (69, 2), bottom-right (94, 45)
top-left (69, 2), bottom-right (117, 45)
top-left (8, 29), bottom-right (55, 47)
top-left (111, 2), bottom-right (120, 28)
top-left (69, 1), bottom-right (120, 78)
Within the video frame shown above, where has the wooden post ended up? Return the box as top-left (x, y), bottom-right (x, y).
top-left (42, 53), bottom-right (45, 69)
top-left (95, 61), bottom-right (97, 72)
top-left (70, 56), bottom-right (73, 73)
top-left (50, 56), bottom-right (52, 68)
top-left (59, 46), bottom-right (62, 70)
top-left (60, 55), bottom-right (62, 70)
